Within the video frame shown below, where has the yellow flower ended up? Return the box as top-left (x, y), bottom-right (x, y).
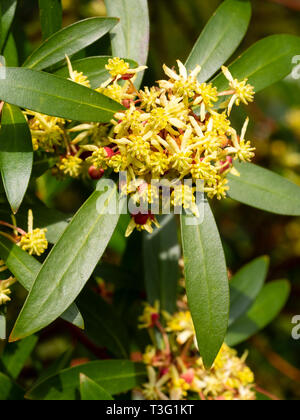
top-left (138, 301), bottom-right (160, 329)
top-left (18, 210), bottom-right (48, 257)
top-left (222, 66), bottom-right (255, 114)
top-left (0, 277), bottom-right (16, 306)
top-left (65, 55), bottom-right (91, 88)
top-left (106, 57), bottom-right (131, 78)
top-left (28, 112), bottom-right (65, 152)
top-left (166, 311), bottom-right (195, 345)
top-left (58, 155), bottom-right (84, 178)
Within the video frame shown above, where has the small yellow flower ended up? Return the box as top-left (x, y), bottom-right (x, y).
top-left (0, 277), bottom-right (16, 306)
top-left (138, 301), bottom-right (160, 329)
top-left (106, 57), bottom-right (131, 78)
top-left (222, 66), bottom-right (255, 114)
top-left (65, 55), bottom-right (91, 88)
top-left (18, 210), bottom-right (48, 256)
top-left (58, 155), bottom-right (84, 178)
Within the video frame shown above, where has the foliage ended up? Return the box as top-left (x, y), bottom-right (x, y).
top-left (0, 0), bottom-right (299, 401)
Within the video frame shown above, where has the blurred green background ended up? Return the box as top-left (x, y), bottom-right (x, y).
top-left (3, 0), bottom-right (300, 400)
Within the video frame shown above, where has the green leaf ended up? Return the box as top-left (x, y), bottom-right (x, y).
top-left (105, 0), bottom-right (149, 88)
top-left (0, 372), bottom-right (23, 400)
top-left (0, 0), bottom-right (17, 52)
top-left (23, 17), bottom-right (119, 71)
top-left (228, 162), bottom-right (300, 216)
top-left (80, 374), bottom-right (114, 401)
top-left (10, 181), bottom-right (120, 341)
top-left (34, 349), bottom-right (73, 387)
top-left (3, 33), bottom-right (18, 66)
top-left (213, 34), bottom-right (300, 94)
top-left (180, 200), bottom-right (229, 368)
top-left (0, 67), bottom-right (124, 123)
top-left (226, 280), bottom-right (290, 346)
top-left (143, 215), bottom-right (180, 313)
top-left (1, 336), bottom-right (38, 379)
top-left (185, 0), bottom-right (251, 82)
top-left (0, 236), bottom-right (84, 329)
top-left (0, 104), bottom-right (33, 213)
top-left (77, 289), bottom-right (129, 358)
top-left (27, 360), bottom-right (146, 400)
top-left (39, 0), bottom-right (62, 41)
top-left (54, 56), bottom-right (138, 89)
top-left (229, 256), bottom-right (269, 326)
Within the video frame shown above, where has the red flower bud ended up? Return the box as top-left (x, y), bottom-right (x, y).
top-left (121, 73), bottom-right (134, 81)
top-left (88, 166), bottom-right (105, 180)
top-left (133, 211), bottom-right (154, 226)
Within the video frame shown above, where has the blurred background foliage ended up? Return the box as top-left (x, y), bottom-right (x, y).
top-left (3, 0), bottom-right (300, 400)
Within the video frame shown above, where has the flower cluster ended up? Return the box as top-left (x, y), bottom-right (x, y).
top-left (137, 302), bottom-right (256, 401)
top-left (25, 57), bottom-right (255, 235)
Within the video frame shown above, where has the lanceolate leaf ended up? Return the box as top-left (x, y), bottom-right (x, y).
top-left (213, 34), bottom-right (300, 94)
top-left (0, 0), bottom-right (17, 52)
top-left (180, 200), bottom-right (229, 368)
top-left (229, 256), bottom-right (269, 327)
top-left (0, 103), bottom-right (33, 213)
top-left (26, 360), bottom-right (146, 400)
top-left (0, 68), bottom-right (124, 123)
top-left (186, 0), bottom-right (251, 82)
top-left (228, 162), bottom-right (300, 216)
top-left (3, 33), bottom-right (18, 66)
top-left (0, 236), bottom-right (84, 329)
top-left (1, 335), bottom-right (38, 379)
top-left (226, 280), bottom-right (290, 346)
top-left (39, 0), bottom-right (62, 41)
top-left (54, 56), bottom-right (137, 89)
top-left (143, 215), bottom-right (180, 313)
top-left (23, 17), bottom-right (119, 71)
top-left (10, 181), bottom-right (120, 341)
top-left (80, 374), bottom-right (114, 401)
top-left (105, 0), bottom-right (149, 88)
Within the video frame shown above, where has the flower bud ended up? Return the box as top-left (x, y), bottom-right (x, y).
top-left (88, 165), bottom-right (105, 180)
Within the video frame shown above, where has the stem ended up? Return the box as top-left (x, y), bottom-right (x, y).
top-left (0, 221), bottom-right (26, 236)
top-left (0, 232), bottom-right (18, 243)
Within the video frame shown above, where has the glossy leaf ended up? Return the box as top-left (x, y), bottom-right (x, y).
top-left (39, 0), bottom-right (62, 41)
top-left (80, 374), bottom-right (114, 401)
top-left (228, 162), bottom-right (300, 216)
top-left (1, 336), bottom-right (38, 379)
top-left (186, 0), bottom-right (251, 82)
top-left (0, 103), bottom-right (33, 213)
top-left (0, 68), bottom-right (123, 123)
top-left (27, 360), bottom-right (146, 400)
top-left (10, 181), bottom-right (120, 341)
top-left (0, 0), bottom-right (17, 51)
top-left (23, 17), bottom-right (118, 71)
top-left (226, 280), bottom-right (290, 346)
top-left (105, 0), bottom-right (149, 88)
top-left (3, 33), bottom-right (18, 66)
top-left (143, 215), bottom-right (180, 313)
top-left (0, 236), bottom-right (84, 329)
top-left (54, 56), bottom-right (137, 89)
top-left (0, 372), bottom-right (23, 400)
top-left (77, 289), bottom-right (129, 358)
top-left (180, 200), bottom-right (229, 368)
top-left (229, 256), bottom-right (269, 326)
top-left (213, 34), bottom-right (300, 94)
